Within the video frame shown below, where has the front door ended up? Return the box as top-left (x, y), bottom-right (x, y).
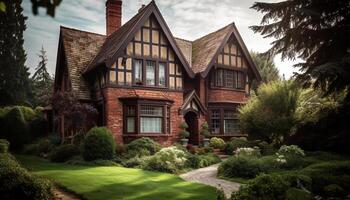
top-left (184, 111), bottom-right (199, 145)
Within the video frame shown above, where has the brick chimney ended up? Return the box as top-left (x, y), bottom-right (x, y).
top-left (106, 0), bottom-right (122, 36)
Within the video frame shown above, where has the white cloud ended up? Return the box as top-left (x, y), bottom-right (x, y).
top-left (23, 0), bottom-right (299, 78)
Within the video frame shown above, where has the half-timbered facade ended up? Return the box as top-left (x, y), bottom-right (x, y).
top-left (54, 0), bottom-right (261, 145)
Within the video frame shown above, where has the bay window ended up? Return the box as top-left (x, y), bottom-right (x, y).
top-left (124, 103), bottom-right (171, 135)
top-left (211, 69), bottom-right (245, 90)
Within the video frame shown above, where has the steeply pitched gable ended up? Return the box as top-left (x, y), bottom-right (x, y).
top-left (85, 1), bottom-right (194, 78)
top-left (55, 27), bottom-right (106, 100)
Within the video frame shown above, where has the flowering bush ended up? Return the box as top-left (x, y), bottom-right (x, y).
top-left (209, 137), bottom-right (226, 150)
top-left (144, 146), bottom-right (188, 173)
top-left (235, 147), bottom-right (261, 157)
top-left (278, 145), bottom-right (305, 157)
top-left (275, 153), bottom-right (287, 164)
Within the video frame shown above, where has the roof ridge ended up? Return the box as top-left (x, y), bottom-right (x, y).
top-left (193, 23), bottom-right (234, 42)
top-left (60, 26), bottom-right (106, 37)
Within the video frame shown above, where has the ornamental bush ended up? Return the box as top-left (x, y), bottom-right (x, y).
top-left (83, 127), bottom-right (116, 161)
top-left (209, 137), bottom-right (226, 149)
top-left (278, 145), bottom-right (305, 157)
top-left (225, 138), bottom-right (252, 155)
top-left (0, 153), bottom-right (52, 200)
top-left (49, 144), bottom-right (80, 162)
top-left (235, 147), bottom-right (261, 157)
top-left (186, 153), bottom-right (221, 169)
top-left (144, 146), bottom-right (187, 173)
top-left (231, 174), bottom-right (290, 200)
top-left (126, 137), bottom-right (161, 157)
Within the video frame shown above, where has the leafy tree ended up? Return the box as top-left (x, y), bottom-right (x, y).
top-left (251, 51), bottom-right (280, 90)
top-left (31, 46), bottom-right (53, 106)
top-left (0, 0), bottom-right (32, 106)
top-left (239, 80), bottom-right (300, 145)
top-left (52, 91), bottom-right (98, 143)
top-left (30, 0), bottom-right (62, 17)
top-left (250, 0), bottom-right (350, 98)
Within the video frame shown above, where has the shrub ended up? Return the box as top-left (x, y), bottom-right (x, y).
top-left (255, 141), bottom-right (276, 155)
top-left (0, 139), bottom-right (9, 153)
top-left (278, 145), bottom-right (305, 157)
top-left (83, 127), bottom-right (115, 161)
top-left (219, 156), bottom-right (261, 179)
top-left (126, 137), bottom-right (161, 157)
top-left (285, 188), bottom-right (311, 200)
top-left (234, 147), bottom-right (260, 157)
top-left (300, 161), bottom-right (350, 195)
top-left (49, 144), bottom-right (80, 162)
top-left (179, 122), bottom-right (190, 139)
top-left (200, 122), bottom-right (210, 138)
top-left (0, 153), bottom-right (52, 200)
top-left (210, 137), bottom-right (226, 149)
top-left (231, 174), bottom-right (290, 200)
top-left (186, 153), bottom-right (221, 169)
top-left (225, 138), bottom-right (252, 155)
top-left (123, 157), bottom-right (148, 168)
top-left (323, 184), bottom-right (345, 197)
top-left (144, 146), bottom-right (187, 173)
top-left (22, 138), bottom-right (54, 156)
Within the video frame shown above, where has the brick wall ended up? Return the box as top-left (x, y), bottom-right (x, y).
top-left (208, 88), bottom-right (247, 103)
top-left (103, 87), bottom-right (184, 145)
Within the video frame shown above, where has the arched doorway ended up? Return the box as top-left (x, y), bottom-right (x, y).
top-left (184, 111), bottom-right (199, 145)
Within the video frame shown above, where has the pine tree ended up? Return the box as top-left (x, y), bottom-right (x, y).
top-left (251, 51), bottom-right (280, 90)
top-left (250, 0), bottom-right (350, 98)
top-left (0, 0), bottom-right (32, 106)
top-left (31, 46), bottom-right (53, 107)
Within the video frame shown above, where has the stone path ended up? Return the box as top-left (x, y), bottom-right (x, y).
top-left (53, 187), bottom-right (81, 200)
top-left (180, 163), bottom-right (241, 198)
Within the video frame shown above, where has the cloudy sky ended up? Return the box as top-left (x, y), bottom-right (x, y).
top-left (22, 0), bottom-right (299, 78)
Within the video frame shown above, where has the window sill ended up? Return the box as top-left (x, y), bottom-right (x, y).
top-left (123, 134), bottom-right (171, 137)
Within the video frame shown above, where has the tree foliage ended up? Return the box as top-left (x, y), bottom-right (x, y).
top-left (250, 51), bottom-right (280, 90)
top-left (0, 0), bottom-right (32, 106)
top-left (31, 46), bottom-right (53, 107)
top-left (239, 80), bottom-right (300, 144)
top-left (250, 0), bottom-right (350, 97)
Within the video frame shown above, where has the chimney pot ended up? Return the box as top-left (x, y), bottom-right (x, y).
top-left (106, 0), bottom-right (122, 36)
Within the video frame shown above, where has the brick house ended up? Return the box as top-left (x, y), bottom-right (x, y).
top-left (53, 0), bottom-right (261, 146)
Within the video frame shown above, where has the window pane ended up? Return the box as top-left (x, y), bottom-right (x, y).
top-left (169, 50), bottom-right (175, 61)
top-left (224, 119), bottom-right (239, 134)
top-left (134, 60), bottom-right (143, 84)
top-left (160, 46), bottom-right (167, 59)
top-left (143, 28), bottom-right (150, 42)
top-left (146, 61), bottom-right (155, 85)
top-left (118, 57), bottom-right (124, 69)
top-left (176, 77), bottom-right (182, 90)
top-left (224, 44), bottom-right (230, 53)
top-left (127, 42), bottom-right (133, 55)
top-left (143, 44), bottom-right (150, 56)
top-left (160, 34), bottom-right (167, 45)
top-left (152, 30), bottom-right (159, 44)
top-left (211, 110), bottom-right (220, 134)
top-left (140, 106), bottom-right (163, 116)
top-left (127, 117), bottom-right (135, 133)
top-left (224, 110), bottom-right (236, 119)
top-left (167, 107), bottom-right (170, 134)
top-left (233, 71), bottom-right (237, 88)
top-left (144, 19), bottom-right (150, 27)
top-left (176, 64), bottom-right (182, 75)
top-left (127, 106), bottom-right (135, 116)
top-left (225, 70), bottom-right (234, 88)
top-left (159, 63), bottom-right (166, 86)
top-left (109, 70), bottom-right (116, 83)
top-left (135, 43), bottom-right (142, 56)
top-left (140, 117), bottom-right (162, 133)
top-left (215, 69), bottom-right (223, 86)
top-left (118, 71), bottom-right (124, 85)
top-left (152, 45), bottom-right (159, 58)
top-left (237, 72), bottom-right (244, 89)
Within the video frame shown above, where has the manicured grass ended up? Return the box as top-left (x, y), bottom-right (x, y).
top-left (16, 155), bottom-right (217, 200)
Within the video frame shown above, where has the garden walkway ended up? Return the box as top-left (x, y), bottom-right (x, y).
top-left (180, 163), bottom-right (241, 198)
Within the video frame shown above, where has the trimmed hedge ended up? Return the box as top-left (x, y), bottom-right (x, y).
top-left (0, 153), bottom-right (52, 200)
top-left (126, 137), bottom-right (161, 157)
top-left (83, 127), bottom-right (115, 161)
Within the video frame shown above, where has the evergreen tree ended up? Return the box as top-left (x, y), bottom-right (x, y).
top-left (250, 0), bottom-right (350, 98)
top-left (251, 51), bottom-right (280, 90)
top-left (31, 46), bottom-right (53, 106)
top-left (0, 0), bottom-right (32, 106)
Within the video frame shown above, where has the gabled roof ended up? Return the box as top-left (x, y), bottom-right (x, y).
top-left (85, 1), bottom-right (195, 78)
top-left (180, 90), bottom-right (207, 115)
top-left (56, 26), bottom-right (106, 100)
top-left (176, 23), bottom-right (261, 81)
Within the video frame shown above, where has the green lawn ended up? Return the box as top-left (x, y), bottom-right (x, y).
top-left (16, 155), bottom-right (217, 200)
